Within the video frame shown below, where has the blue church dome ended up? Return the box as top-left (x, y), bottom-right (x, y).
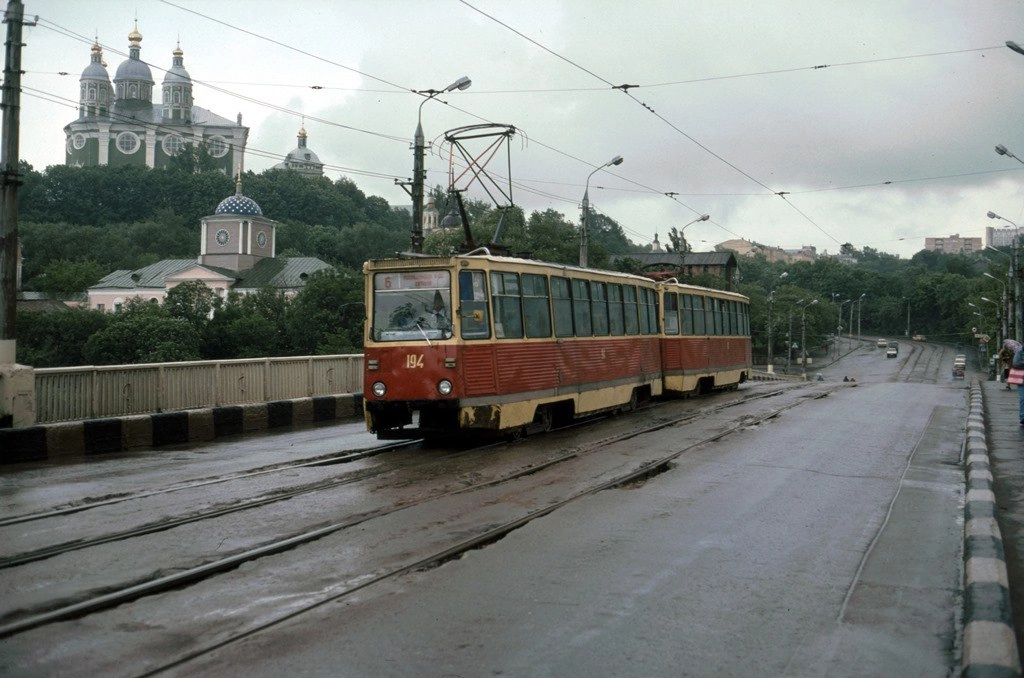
top-left (215, 193), bottom-right (263, 216)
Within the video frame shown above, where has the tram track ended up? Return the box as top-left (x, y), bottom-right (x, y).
top-left (1, 386), bottom-right (796, 572)
top-left (0, 441), bottom-right (415, 528)
top-left (0, 381), bottom-right (831, 661)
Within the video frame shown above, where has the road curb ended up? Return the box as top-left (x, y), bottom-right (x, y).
top-left (963, 381), bottom-right (1021, 677)
top-left (0, 394), bottom-right (364, 465)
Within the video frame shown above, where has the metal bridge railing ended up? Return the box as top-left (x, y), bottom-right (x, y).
top-left (33, 355), bottom-right (364, 424)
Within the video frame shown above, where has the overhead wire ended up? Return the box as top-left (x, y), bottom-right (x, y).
top-left (27, 4), bottom-right (1014, 254)
top-left (458, 0), bottom-right (846, 248)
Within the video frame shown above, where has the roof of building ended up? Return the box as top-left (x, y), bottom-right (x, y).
top-left (612, 251), bottom-right (737, 268)
top-left (215, 193), bottom-right (263, 216)
top-left (233, 257), bottom-right (333, 290)
top-left (92, 259), bottom-right (200, 289)
top-left (162, 45), bottom-right (191, 85)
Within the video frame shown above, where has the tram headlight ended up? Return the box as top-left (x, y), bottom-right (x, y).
top-left (371, 381), bottom-right (387, 397)
top-left (438, 379), bottom-right (453, 396)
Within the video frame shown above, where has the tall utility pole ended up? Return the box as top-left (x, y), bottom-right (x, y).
top-left (1, 1), bottom-right (33, 364)
top-left (0, 1), bottom-right (36, 427)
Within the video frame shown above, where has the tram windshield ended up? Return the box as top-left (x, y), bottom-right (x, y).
top-left (371, 270), bottom-right (452, 341)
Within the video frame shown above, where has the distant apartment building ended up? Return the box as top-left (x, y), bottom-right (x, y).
top-left (715, 239), bottom-right (817, 264)
top-left (986, 226), bottom-right (1020, 248)
top-left (924, 234), bottom-right (982, 254)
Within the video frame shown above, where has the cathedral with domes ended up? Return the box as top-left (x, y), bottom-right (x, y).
top-left (63, 22), bottom-right (247, 174)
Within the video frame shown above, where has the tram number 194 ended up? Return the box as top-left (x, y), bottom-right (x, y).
top-left (405, 354), bottom-right (424, 369)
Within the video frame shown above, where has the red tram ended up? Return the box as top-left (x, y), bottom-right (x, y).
top-left (363, 251), bottom-right (751, 439)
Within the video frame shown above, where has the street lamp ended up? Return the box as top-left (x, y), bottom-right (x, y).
top-left (1008, 41), bottom-right (1024, 57)
top-left (677, 214), bottom-right (710, 254)
top-left (987, 211), bottom-right (1022, 342)
top-left (579, 155), bottom-right (624, 267)
top-left (995, 145), bottom-right (1024, 166)
top-left (980, 296), bottom-right (1002, 346)
top-left (855, 293), bottom-right (866, 342)
top-left (984, 272), bottom-right (1009, 341)
top-left (837, 298), bottom-right (852, 356)
top-left (788, 298), bottom-right (803, 371)
top-left (410, 76), bottom-right (471, 253)
top-left (801, 299), bottom-right (818, 379)
top-left (766, 271), bottom-right (788, 373)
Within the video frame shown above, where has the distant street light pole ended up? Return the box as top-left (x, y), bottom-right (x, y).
top-left (995, 144), bottom-right (1024, 166)
top-left (766, 271), bottom-right (788, 373)
top-left (801, 298), bottom-right (818, 379)
top-left (904, 297), bottom-right (911, 338)
top-left (788, 298), bottom-right (803, 371)
top-left (987, 210), bottom-right (1022, 342)
top-left (983, 272), bottom-right (1009, 341)
top-left (856, 293), bottom-right (866, 341)
top-left (677, 214), bottom-right (710, 254)
top-left (980, 296), bottom-right (1002, 346)
top-left (837, 298), bottom-right (851, 358)
top-left (409, 76), bottom-right (471, 253)
top-left (579, 155), bottom-right (623, 267)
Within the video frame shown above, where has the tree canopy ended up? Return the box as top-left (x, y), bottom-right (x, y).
top-left (13, 162), bottom-right (1014, 368)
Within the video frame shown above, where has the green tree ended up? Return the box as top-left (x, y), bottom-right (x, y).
top-left (37, 259), bottom-right (107, 298)
top-left (15, 307), bottom-right (110, 367)
top-left (164, 280), bottom-right (220, 330)
top-left (286, 268), bottom-right (364, 354)
top-left (82, 300), bottom-right (201, 364)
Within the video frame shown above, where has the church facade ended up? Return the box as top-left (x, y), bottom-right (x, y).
top-left (88, 180), bottom-right (332, 312)
top-left (64, 22), bottom-right (247, 174)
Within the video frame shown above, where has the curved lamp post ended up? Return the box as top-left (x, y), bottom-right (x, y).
top-left (996, 144), bottom-right (1024, 166)
top-left (678, 214), bottom-right (710, 254)
top-left (987, 211), bottom-right (1022, 342)
top-left (837, 298), bottom-right (852, 357)
top-left (579, 155), bottom-right (624, 267)
top-left (856, 293), bottom-right (867, 341)
top-left (766, 271), bottom-right (788, 373)
top-left (801, 299), bottom-right (818, 379)
top-left (983, 272), bottom-right (1009, 341)
top-left (410, 76), bottom-right (471, 253)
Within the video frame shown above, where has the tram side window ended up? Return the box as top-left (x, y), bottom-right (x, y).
top-left (623, 285), bottom-right (640, 335)
top-left (680, 294), bottom-right (694, 335)
top-left (742, 303), bottom-right (750, 335)
top-left (490, 272), bottom-right (524, 339)
top-left (551, 276), bottom-right (574, 338)
top-left (522, 273), bottom-right (552, 338)
top-left (608, 284), bottom-right (625, 335)
top-left (591, 282), bottom-right (609, 336)
top-left (572, 279), bottom-right (593, 336)
top-left (709, 298), bottom-right (721, 335)
top-left (459, 270), bottom-right (490, 339)
top-left (692, 295), bottom-right (706, 335)
top-left (664, 292), bottom-right (679, 335)
top-left (639, 287), bottom-right (659, 334)
top-left (728, 301), bottom-right (738, 335)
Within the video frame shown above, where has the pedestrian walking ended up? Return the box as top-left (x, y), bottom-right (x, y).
top-left (999, 339), bottom-right (1018, 389)
top-left (1007, 340), bottom-right (1024, 426)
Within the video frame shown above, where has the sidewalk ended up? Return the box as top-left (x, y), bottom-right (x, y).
top-left (980, 380), bottom-right (1024, 671)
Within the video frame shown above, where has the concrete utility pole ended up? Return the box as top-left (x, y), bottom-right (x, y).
top-left (0, 0), bottom-right (37, 427)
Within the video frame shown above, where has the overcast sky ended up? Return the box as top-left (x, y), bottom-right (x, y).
top-left (14, 0), bottom-right (1024, 258)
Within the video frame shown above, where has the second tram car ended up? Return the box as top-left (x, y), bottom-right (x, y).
top-left (363, 250), bottom-right (751, 440)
